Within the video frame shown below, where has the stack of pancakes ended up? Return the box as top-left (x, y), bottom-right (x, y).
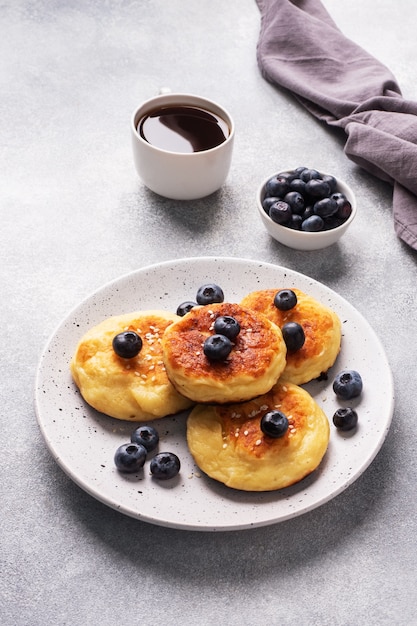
top-left (70, 288), bottom-right (341, 492)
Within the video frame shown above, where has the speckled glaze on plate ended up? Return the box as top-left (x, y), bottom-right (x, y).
top-left (35, 257), bottom-right (394, 531)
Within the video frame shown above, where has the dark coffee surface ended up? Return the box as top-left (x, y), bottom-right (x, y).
top-left (138, 105), bottom-right (229, 153)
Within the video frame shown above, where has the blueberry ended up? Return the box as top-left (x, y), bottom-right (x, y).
top-left (112, 331), bottom-right (142, 359)
top-left (284, 191), bottom-right (305, 214)
top-left (334, 196), bottom-right (352, 221)
top-left (289, 178), bottom-right (307, 196)
top-left (196, 283), bottom-right (224, 305)
top-left (274, 289), bottom-right (297, 311)
top-left (300, 168), bottom-right (321, 182)
top-left (294, 166), bottom-right (308, 176)
top-left (269, 201), bottom-right (292, 225)
top-left (333, 407), bottom-right (358, 431)
top-left (322, 174), bottom-right (338, 193)
top-left (282, 322), bottom-right (305, 352)
top-left (260, 410), bottom-right (289, 438)
top-left (114, 442), bottom-right (147, 473)
top-left (313, 197), bottom-right (338, 218)
top-left (288, 214), bottom-right (303, 230)
top-left (176, 301), bottom-right (197, 316)
top-left (131, 425), bottom-right (159, 452)
top-left (333, 370), bottom-right (363, 400)
top-left (322, 216), bottom-right (344, 230)
top-left (213, 315), bottom-right (241, 340)
top-left (265, 176), bottom-right (290, 198)
top-left (302, 205), bottom-right (315, 220)
top-left (203, 334), bottom-right (232, 361)
top-left (276, 170), bottom-right (298, 182)
top-left (150, 452), bottom-right (181, 480)
top-left (305, 178), bottom-right (331, 199)
top-left (301, 215), bottom-right (324, 232)
top-left (262, 196), bottom-right (281, 214)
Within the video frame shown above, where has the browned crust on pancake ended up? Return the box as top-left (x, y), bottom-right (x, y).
top-left (218, 383), bottom-right (309, 459)
top-left (240, 288), bottom-right (341, 384)
top-left (187, 381), bottom-right (330, 491)
top-left (162, 303), bottom-right (287, 403)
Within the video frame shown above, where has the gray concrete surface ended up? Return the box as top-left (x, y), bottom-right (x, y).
top-left (1, 1), bottom-right (416, 624)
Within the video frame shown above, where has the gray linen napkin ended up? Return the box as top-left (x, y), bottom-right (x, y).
top-left (256, 0), bottom-right (417, 250)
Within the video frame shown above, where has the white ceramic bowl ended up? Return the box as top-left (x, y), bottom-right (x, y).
top-left (257, 172), bottom-right (357, 250)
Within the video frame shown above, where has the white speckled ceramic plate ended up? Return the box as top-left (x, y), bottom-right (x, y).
top-left (35, 257), bottom-right (394, 531)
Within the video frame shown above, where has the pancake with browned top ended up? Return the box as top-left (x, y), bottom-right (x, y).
top-left (162, 302), bottom-right (287, 404)
top-left (240, 288), bottom-right (341, 385)
top-left (187, 381), bottom-right (330, 491)
top-left (70, 310), bottom-right (194, 421)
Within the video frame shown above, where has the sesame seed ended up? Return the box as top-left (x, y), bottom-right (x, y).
top-left (141, 374), bottom-right (147, 379)
top-left (255, 439), bottom-right (262, 446)
top-left (223, 443), bottom-right (228, 449)
top-left (243, 430), bottom-right (249, 436)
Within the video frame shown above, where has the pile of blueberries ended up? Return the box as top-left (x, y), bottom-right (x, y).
top-left (262, 167), bottom-right (352, 232)
top-left (114, 425), bottom-right (181, 479)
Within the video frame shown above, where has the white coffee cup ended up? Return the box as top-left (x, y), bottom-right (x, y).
top-left (131, 92), bottom-right (234, 200)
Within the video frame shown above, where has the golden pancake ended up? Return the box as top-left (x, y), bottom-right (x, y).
top-left (70, 310), bottom-right (194, 421)
top-left (240, 288), bottom-right (341, 385)
top-left (162, 302), bottom-right (287, 404)
top-left (187, 381), bottom-right (330, 491)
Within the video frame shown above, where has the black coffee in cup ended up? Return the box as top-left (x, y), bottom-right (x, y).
top-left (138, 105), bottom-right (230, 153)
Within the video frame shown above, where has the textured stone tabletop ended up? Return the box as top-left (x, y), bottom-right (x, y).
top-left (1, 1), bottom-right (416, 624)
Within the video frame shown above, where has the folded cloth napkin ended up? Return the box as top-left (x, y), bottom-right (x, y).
top-left (256, 0), bottom-right (417, 250)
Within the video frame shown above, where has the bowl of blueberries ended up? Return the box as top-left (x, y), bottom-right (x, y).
top-left (257, 166), bottom-right (356, 250)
